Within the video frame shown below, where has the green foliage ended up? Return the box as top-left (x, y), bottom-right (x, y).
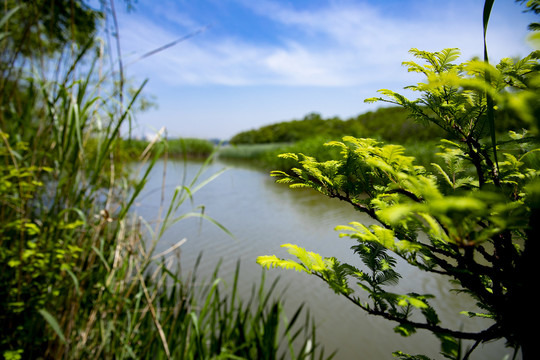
top-left (1, 0), bottom-right (100, 57)
top-left (166, 137), bottom-right (215, 158)
top-left (350, 106), bottom-right (447, 143)
top-left (259, 39), bottom-right (540, 360)
top-left (517, 0), bottom-right (540, 31)
top-left (0, 2), bottom-right (330, 360)
top-left (265, 136), bottom-right (345, 171)
top-left (119, 137), bottom-right (215, 160)
top-left (218, 142), bottom-right (290, 163)
top-left (229, 112), bottom-right (358, 145)
top-left (0, 35), bottom-right (153, 355)
top-left (219, 137), bottom-right (344, 171)
top-left (229, 107), bottom-right (448, 147)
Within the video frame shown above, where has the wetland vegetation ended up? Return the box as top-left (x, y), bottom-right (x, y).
top-left (2, 1), bottom-right (539, 360)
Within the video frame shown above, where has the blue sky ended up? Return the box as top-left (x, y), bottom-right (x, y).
top-left (110, 0), bottom-right (537, 140)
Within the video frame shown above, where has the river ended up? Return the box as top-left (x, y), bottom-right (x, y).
top-left (133, 158), bottom-right (515, 360)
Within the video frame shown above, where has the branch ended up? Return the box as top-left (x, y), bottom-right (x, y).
top-left (328, 277), bottom-right (501, 342)
top-left (386, 188), bottom-right (423, 203)
top-left (327, 191), bottom-right (378, 219)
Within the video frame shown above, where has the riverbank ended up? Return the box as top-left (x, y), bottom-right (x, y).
top-left (217, 137), bottom-right (443, 171)
top-left (119, 137), bottom-right (216, 159)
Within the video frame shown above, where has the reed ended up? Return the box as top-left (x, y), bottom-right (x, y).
top-left (219, 136), bottom-right (446, 172)
top-left (120, 137), bottom-right (215, 160)
top-left (218, 143), bottom-right (291, 161)
top-left (0, 6), bottom-right (330, 360)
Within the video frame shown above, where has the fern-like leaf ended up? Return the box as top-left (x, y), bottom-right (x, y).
top-left (256, 255), bottom-right (308, 273)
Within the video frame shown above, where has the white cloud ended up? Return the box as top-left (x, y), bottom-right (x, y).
top-left (115, 0), bottom-right (538, 139)
top-left (117, 0), bottom-right (535, 90)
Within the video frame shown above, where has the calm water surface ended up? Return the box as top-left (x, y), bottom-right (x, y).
top-left (133, 159), bottom-right (514, 360)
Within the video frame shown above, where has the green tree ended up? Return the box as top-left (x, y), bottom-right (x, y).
top-left (257, 3), bottom-right (540, 359)
top-left (1, 1), bottom-right (101, 139)
top-left (1, 0), bottom-right (100, 56)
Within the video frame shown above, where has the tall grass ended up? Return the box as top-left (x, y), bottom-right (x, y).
top-left (219, 136), bottom-right (446, 172)
top-left (120, 137), bottom-right (215, 160)
top-left (218, 143), bottom-right (291, 161)
top-left (0, 5), bottom-right (330, 360)
top-left (217, 138), bottom-right (342, 171)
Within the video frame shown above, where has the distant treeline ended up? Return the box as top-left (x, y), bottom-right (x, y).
top-left (118, 106), bottom-right (528, 167)
top-left (229, 107), bottom-right (445, 145)
top-left (220, 105), bottom-right (530, 171)
top-left (229, 106), bottom-right (527, 145)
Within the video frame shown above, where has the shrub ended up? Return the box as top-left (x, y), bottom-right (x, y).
top-left (258, 14), bottom-right (540, 360)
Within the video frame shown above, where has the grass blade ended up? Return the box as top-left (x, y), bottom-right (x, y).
top-left (38, 309), bottom-right (66, 344)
